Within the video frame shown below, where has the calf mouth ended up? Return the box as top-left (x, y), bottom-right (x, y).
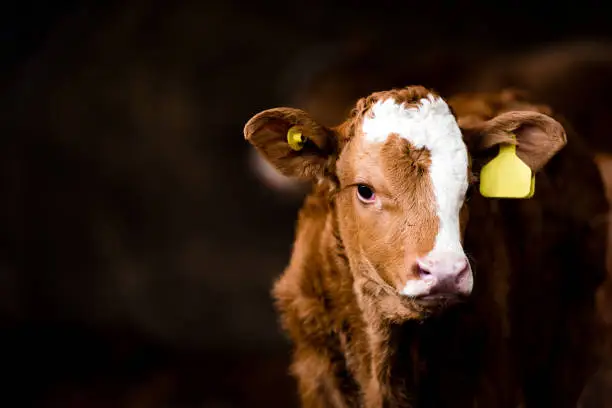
top-left (412, 293), bottom-right (468, 310)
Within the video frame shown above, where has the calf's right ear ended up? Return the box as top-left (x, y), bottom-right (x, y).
top-left (244, 107), bottom-right (337, 180)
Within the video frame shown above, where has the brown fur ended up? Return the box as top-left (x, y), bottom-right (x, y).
top-left (244, 86), bottom-right (607, 407)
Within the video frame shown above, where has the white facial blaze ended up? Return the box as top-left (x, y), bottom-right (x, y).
top-left (361, 94), bottom-right (469, 258)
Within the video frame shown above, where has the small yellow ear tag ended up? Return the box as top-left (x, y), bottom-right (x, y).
top-left (479, 140), bottom-right (534, 199)
top-left (287, 126), bottom-right (306, 151)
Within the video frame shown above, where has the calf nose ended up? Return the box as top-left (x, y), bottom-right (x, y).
top-left (416, 252), bottom-right (473, 296)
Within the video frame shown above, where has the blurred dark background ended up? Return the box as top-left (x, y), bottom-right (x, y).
top-left (3, 1), bottom-right (612, 407)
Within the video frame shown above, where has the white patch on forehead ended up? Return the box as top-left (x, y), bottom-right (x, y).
top-left (362, 94), bottom-right (469, 258)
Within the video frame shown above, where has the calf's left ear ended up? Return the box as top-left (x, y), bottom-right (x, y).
top-left (244, 107), bottom-right (337, 180)
top-left (462, 110), bottom-right (567, 172)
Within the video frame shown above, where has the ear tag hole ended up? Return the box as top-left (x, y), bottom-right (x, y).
top-left (479, 134), bottom-right (534, 199)
top-left (287, 126), bottom-right (306, 151)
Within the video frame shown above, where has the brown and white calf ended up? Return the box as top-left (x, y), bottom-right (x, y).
top-left (244, 86), bottom-right (607, 407)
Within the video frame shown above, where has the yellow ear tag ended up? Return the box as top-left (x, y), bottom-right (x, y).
top-left (287, 126), bottom-right (306, 151)
top-left (479, 139), bottom-right (534, 199)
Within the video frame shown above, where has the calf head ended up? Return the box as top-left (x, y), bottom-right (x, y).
top-left (245, 86), bottom-right (566, 317)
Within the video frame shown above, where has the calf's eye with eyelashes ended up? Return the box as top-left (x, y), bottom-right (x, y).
top-left (356, 184), bottom-right (376, 203)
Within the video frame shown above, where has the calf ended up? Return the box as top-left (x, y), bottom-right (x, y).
top-left (244, 86), bottom-right (607, 407)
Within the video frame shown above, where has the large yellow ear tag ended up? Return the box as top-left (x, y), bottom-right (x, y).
top-left (287, 126), bottom-right (306, 151)
top-left (479, 135), bottom-right (535, 199)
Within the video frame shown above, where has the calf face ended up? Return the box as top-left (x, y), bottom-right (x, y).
top-left (245, 86), bottom-right (566, 310)
top-left (335, 89), bottom-right (472, 301)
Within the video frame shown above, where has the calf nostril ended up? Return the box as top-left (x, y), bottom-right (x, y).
top-left (417, 264), bottom-right (431, 277)
top-left (416, 259), bottom-right (432, 277)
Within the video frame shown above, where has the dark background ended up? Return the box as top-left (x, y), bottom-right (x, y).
top-left (3, 1), bottom-right (612, 407)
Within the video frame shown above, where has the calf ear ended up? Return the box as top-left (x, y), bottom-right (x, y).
top-left (462, 110), bottom-right (567, 172)
top-left (244, 107), bottom-right (337, 180)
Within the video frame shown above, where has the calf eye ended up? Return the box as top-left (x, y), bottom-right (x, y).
top-left (357, 184), bottom-right (376, 203)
